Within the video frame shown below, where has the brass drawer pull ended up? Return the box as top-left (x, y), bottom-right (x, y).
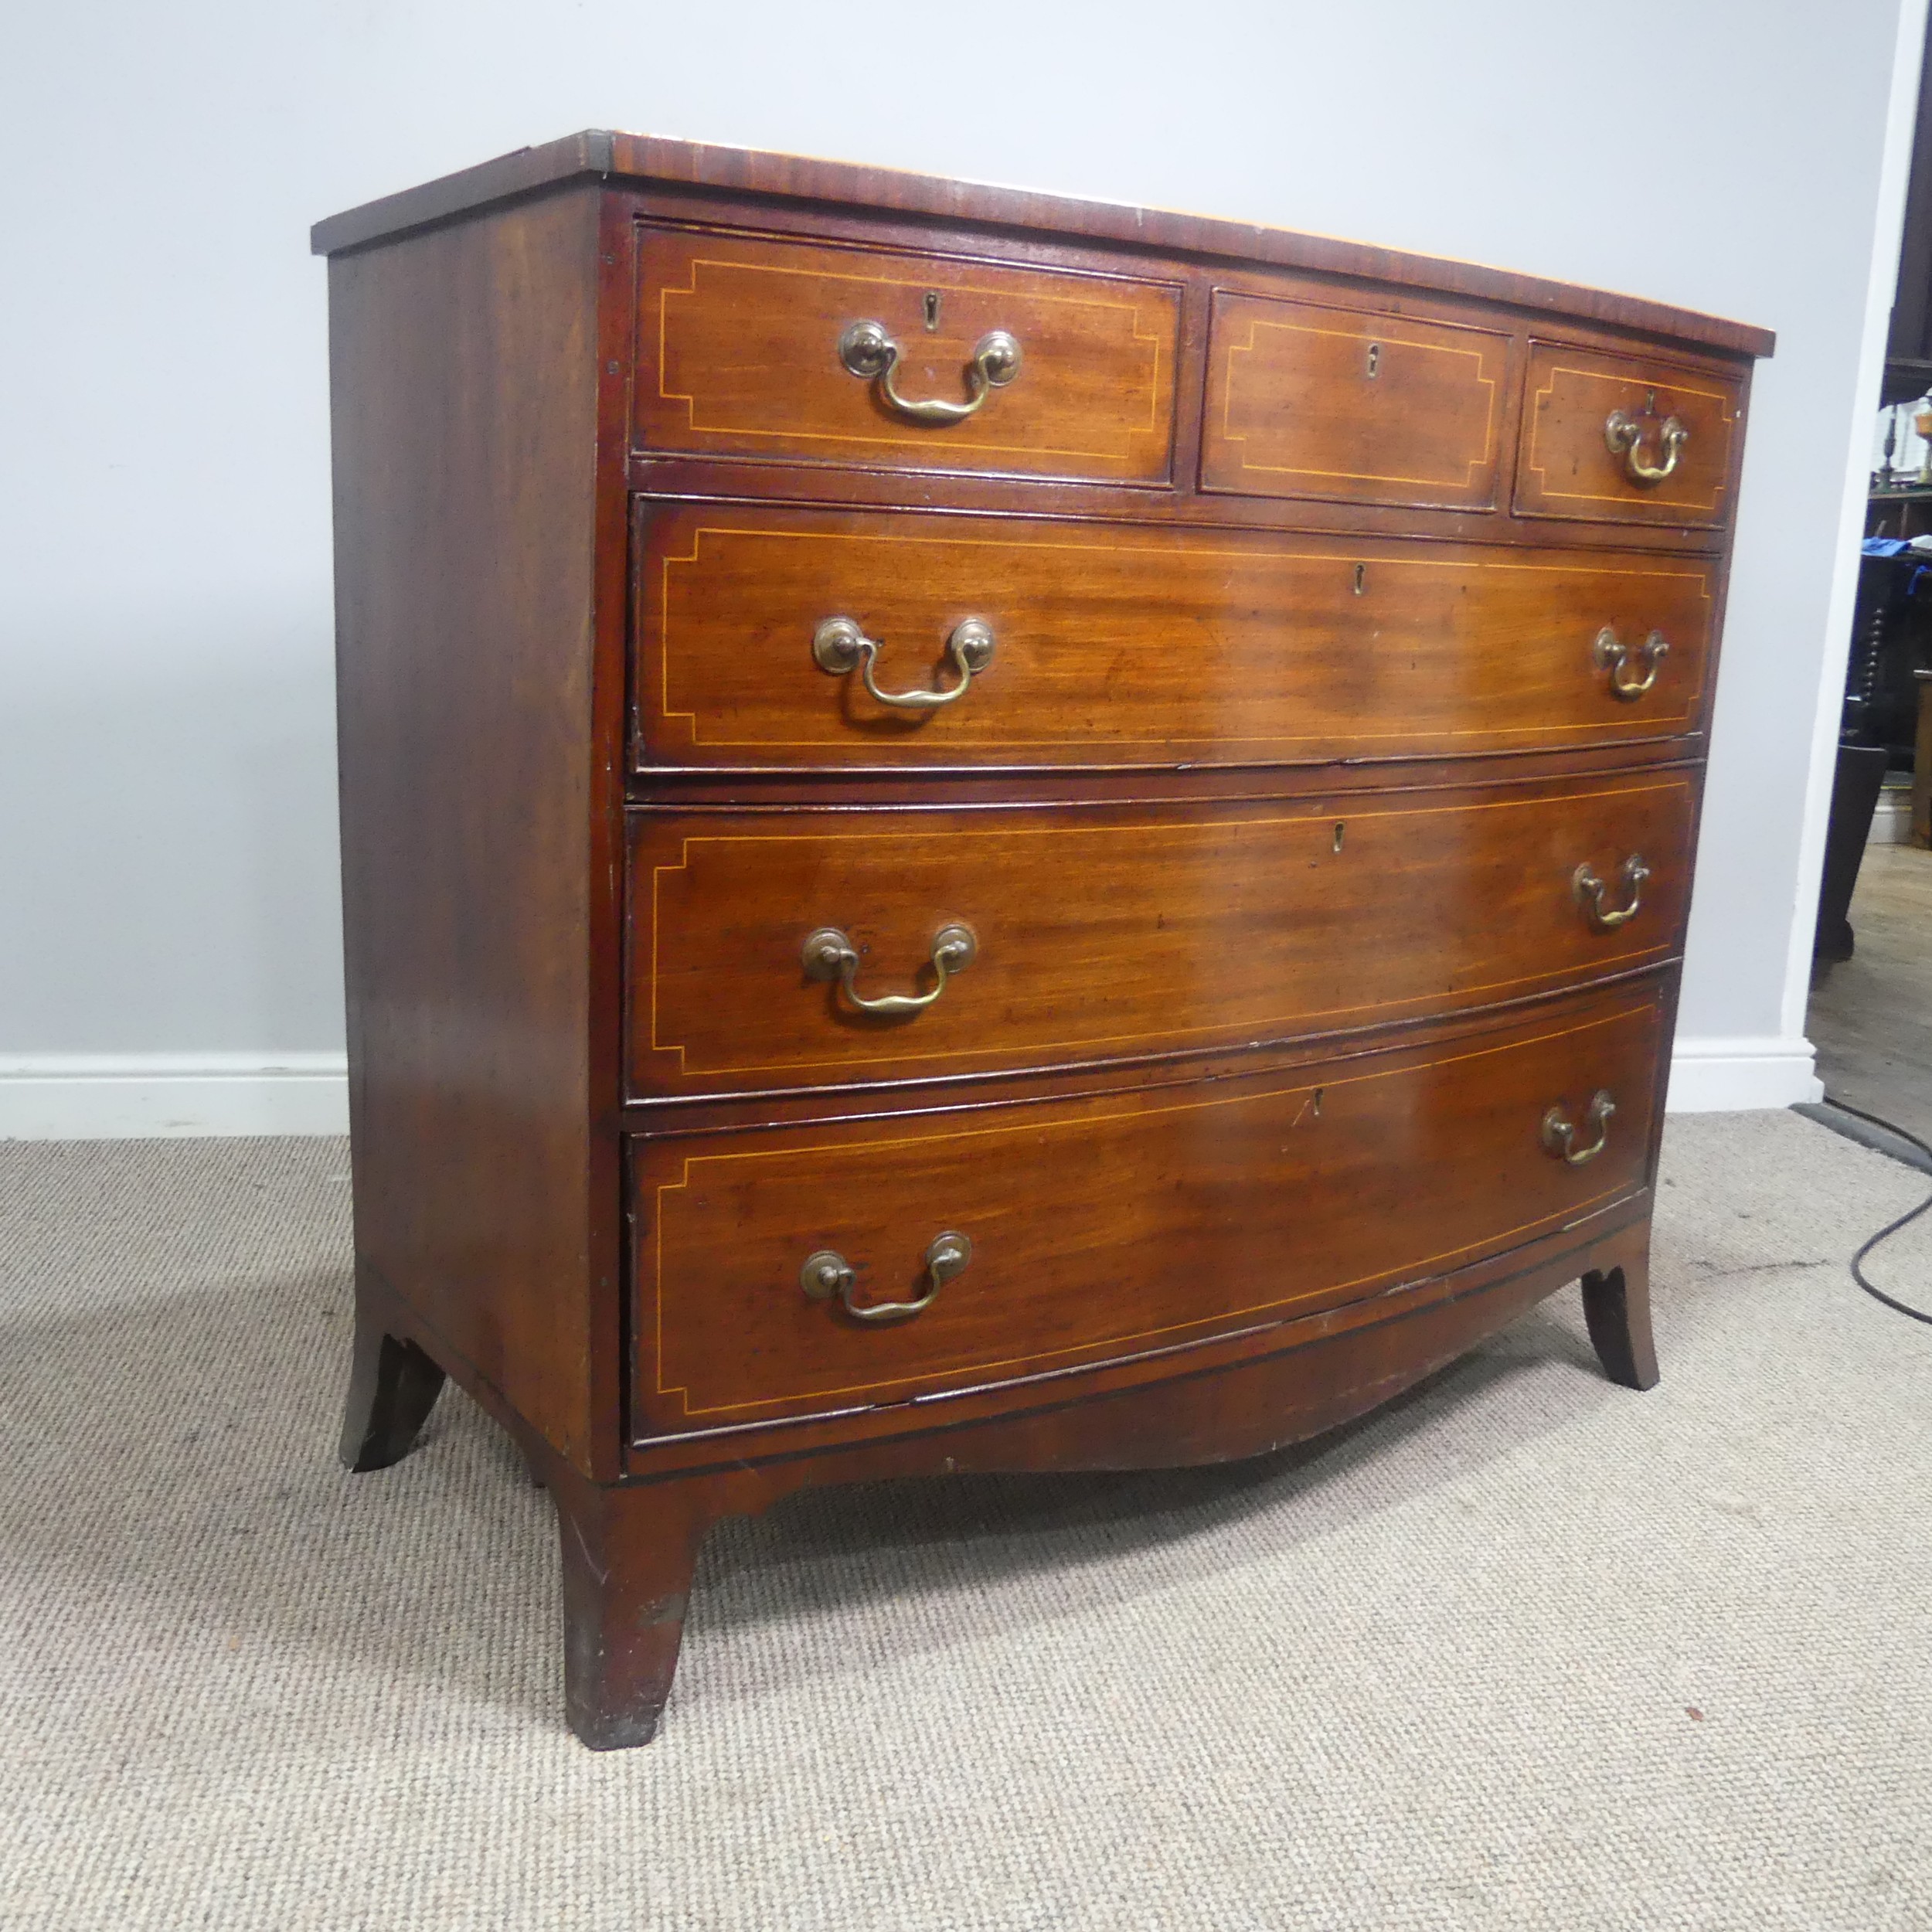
top-left (1594, 625), bottom-right (1669, 700)
top-left (801, 1231), bottom-right (972, 1324)
top-left (838, 319), bottom-right (1022, 423)
top-left (1573, 853), bottom-right (1650, 931)
top-left (1604, 409), bottom-right (1688, 484)
top-left (1542, 1090), bottom-right (1615, 1166)
top-left (813, 615), bottom-right (995, 711)
top-left (802, 922), bottom-right (976, 1015)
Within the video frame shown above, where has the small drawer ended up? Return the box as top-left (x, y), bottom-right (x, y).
top-left (1200, 288), bottom-right (1510, 509)
top-left (628, 989), bottom-right (1664, 1434)
top-left (633, 223), bottom-right (1181, 485)
top-left (632, 502), bottom-right (1717, 771)
top-left (625, 774), bottom-right (1695, 1103)
top-left (1515, 340), bottom-right (1743, 528)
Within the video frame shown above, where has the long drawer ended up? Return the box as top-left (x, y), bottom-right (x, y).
top-left (631, 502), bottom-right (1716, 771)
top-left (628, 986), bottom-right (1664, 1435)
top-left (626, 771), bottom-right (1694, 1101)
top-left (632, 225), bottom-right (1181, 484)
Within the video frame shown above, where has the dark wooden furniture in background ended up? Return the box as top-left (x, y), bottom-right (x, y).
top-left (1916, 670), bottom-right (1932, 845)
top-left (1831, 2), bottom-right (1932, 935)
top-left (1885, 12), bottom-right (1932, 403)
top-left (1815, 744), bottom-right (1893, 962)
top-left (1842, 541), bottom-right (1932, 760)
top-left (315, 133), bottom-right (1770, 1747)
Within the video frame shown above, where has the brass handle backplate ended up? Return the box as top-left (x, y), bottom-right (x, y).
top-left (1573, 853), bottom-right (1651, 932)
top-left (1594, 625), bottom-right (1669, 700)
top-left (1604, 409), bottom-right (1688, 484)
top-left (801, 922), bottom-right (976, 1015)
top-left (813, 616), bottom-right (995, 711)
top-left (1542, 1090), bottom-right (1615, 1166)
top-left (801, 1231), bottom-right (972, 1324)
top-left (838, 319), bottom-right (1022, 423)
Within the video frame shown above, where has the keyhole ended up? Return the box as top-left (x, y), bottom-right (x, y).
top-left (923, 291), bottom-right (942, 332)
top-left (1332, 821), bottom-right (1346, 853)
top-left (1366, 342), bottom-right (1380, 378)
top-left (1353, 563), bottom-right (1367, 595)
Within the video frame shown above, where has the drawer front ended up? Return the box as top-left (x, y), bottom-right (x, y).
top-left (629, 990), bottom-right (1664, 1434)
top-left (628, 774), bottom-right (1695, 1100)
top-left (633, 225), bottom-right (1180, 484)
top-left (1200, 289), bottom-right (1510, 509)
top-left (1515, 340), bottom-right (1743, 528)
top-left (633, 502), bottom-right (1716, 770)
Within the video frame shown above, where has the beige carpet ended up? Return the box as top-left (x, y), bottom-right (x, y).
top-left (2, 1114), bottom-right (1929, 1930)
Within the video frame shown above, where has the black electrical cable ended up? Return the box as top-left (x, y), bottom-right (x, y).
top-left (1821, 1094), bottom-right (1932, 1325)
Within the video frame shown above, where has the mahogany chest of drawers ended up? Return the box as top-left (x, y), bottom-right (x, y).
top-left (314, 132), bottom-right (1770, 1747)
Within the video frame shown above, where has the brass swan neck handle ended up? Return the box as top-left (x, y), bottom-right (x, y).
top-left (813, 616), bottom-right (995, 712)
top-left (801, 923), bottom-right (977, 1015)
top-left (1573, 854), bottom-right (1651, 932)
top-left (801, 1232), bottom-right (973, 1324)
top-left (1594, 626), bottom-right (1669, 701)
top-left (838, 319), bottom-right (1022, 423)
top-left (1542, 1091), bottom-right (1616, 1167)
top-left (1604, 408), bottom-right (1688, 484)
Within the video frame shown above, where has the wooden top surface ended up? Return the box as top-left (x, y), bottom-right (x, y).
top-left (311, 130), bottom-right (1774, 360)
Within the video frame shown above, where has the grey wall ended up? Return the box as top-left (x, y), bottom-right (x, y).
top-left (0, 0), bottom-right (1918, 1126)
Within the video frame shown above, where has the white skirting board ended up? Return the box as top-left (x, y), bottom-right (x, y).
top-left (1868, 787), bottom-right (1917, 846)
top-left (0, 1055), bottom-right (350, 1139)
top-left (1665, 1035), bottom-right (1825, 1113)
top-left (0, 1036), bottom-right (1821, 1138)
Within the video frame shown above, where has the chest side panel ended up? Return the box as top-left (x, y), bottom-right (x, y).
top-left (329, 188), bottom-right (610, 1472)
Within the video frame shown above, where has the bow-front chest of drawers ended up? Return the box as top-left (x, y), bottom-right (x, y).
top-left (314, 133), bottom-right (1770, 1748)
